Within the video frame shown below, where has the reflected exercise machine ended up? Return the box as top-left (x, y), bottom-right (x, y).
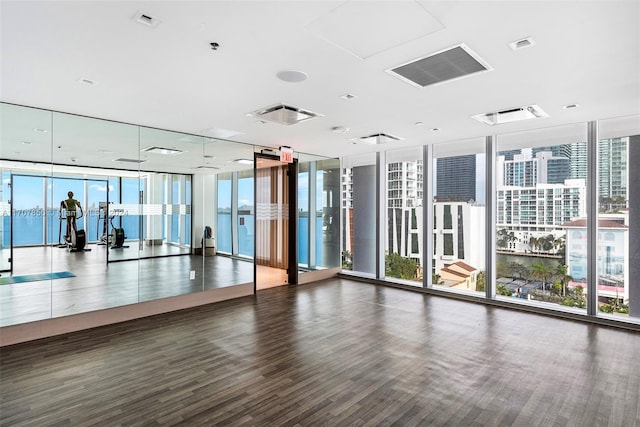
top-left (59, 200), bottom-right (90, 252)
top-left (97, 202), bottom-right (128, 249)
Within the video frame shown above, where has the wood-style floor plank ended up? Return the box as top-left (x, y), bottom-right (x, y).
top-left (1, 278), bottom-right (640, 426)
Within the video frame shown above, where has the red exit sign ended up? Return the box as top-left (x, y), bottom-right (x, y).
top-left (280, 147), bottom-right (294, 163)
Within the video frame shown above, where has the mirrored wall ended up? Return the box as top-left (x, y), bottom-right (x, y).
top-left (0, 103), bottom-right (257, 326)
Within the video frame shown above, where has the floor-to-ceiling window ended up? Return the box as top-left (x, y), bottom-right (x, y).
top-left (316, 158), bottom-right (340, 269)
top-left (496, 123), bottom-right (588, 310)
top-left (216, 172), bottom-right (232, 254)
top-left (433, 139), bottom-right (486, 294)
top-left (298, 162), bottom-right (310, 267)
top-left (597, 116), bottom-right (638, 320)
top-left (385, 147), bottom-right (423, 285)
top-left (237, 169), bottom-right (254, 258)
top-left (341, 153), bottom-right (377, 276)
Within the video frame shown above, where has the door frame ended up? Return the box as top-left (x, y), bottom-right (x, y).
top-left (253, 152), bottom-right (298, 292)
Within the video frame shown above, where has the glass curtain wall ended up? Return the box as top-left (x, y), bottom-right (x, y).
top-left (341, 153), bottom-right (377, 276)
top-left (316, 159), bottom-right (340, 269)
top-left (433, 139), bottom-right (486, 295)
top-left (384, 146), bottom-right (424, 285)
top-left (217, 172), bottom-right (232, 254)
top-left (298, 162), bottom-right (310, 267)
top-left (237, 169), bottom-right (254, 258)
top-left (597, 115), bottom-right (639, 320)
top-left (496, 123), bottom-right (588, 310)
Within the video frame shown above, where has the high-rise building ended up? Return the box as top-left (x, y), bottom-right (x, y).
top-left (530, 140), bottom-right (628, 204)
top-left (436, 155), bottom-right (476, 202)
top-left (497, 149), bottom-right (521, 161)
top-left (387, 161), bottom-right (423, 267)
top-left (599, 137), bottom-right (628, 204)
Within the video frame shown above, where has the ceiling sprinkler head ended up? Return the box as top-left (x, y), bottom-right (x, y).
top-left (210, 42), bottom-right (219, 50)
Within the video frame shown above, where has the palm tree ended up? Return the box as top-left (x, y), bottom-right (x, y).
top-left (529, 236), bottom-right (539, 253)
top-left (531, 261), bottom-right (555, 292)
top-left (555, 263), bottom-right (573, 297)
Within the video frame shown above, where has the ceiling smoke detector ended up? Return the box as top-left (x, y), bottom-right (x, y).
top-left (472, 105), bottom-right (549, 126)
top-left (248, 104), bottom-right (321, 125)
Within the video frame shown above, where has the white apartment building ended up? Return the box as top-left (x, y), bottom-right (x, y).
top-left (497, 153), bottom-right (587, 253)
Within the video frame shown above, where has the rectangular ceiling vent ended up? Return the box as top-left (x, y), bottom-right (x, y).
top-left (113, 158), bottom-right (147, 164)
top-left (249, 104), bottom-right (321, 125)
top-left (472, 104), bottom-right (549, 126)
top-left (195, 165), bottom-right (220, 170)
top-left (388, 43), bottom-right (492, 88)
top-left (141, 146), bottom-right (183, 155)
top-left (352, 133), bottom-right (404, 145)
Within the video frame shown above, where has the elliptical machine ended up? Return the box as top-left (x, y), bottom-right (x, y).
top-left (97, 202), bottom-right (128, 249)
top-left (60, 199), bottom-right (91, 253)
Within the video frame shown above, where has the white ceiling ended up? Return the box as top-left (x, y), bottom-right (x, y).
top-left (1, 1), bottom-right (639, 175)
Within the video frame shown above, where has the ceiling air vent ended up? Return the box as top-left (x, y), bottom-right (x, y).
top-left (195, 166), bottom-right (220, 170)
top-left (248, 104), bottom-right (321, 125)
top-left (472, 105), bottom-right (549, 126)
top-left (352, 133), bottom-right (404, 145)
top-left (141, 146), bottom-right (183, 155)
top-left (388, 43), bottom-right (492, 88)
top-left (113, 158), bottom-right (147, 164)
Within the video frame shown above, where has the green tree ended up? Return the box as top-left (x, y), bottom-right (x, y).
top-left (476, 271), bottom-right (486, 292)
top-left (432, 273), bottom-right (443, 285)
top-left (555, 263), bottom-right (573, 297)
top-left (497, 284), bottom-right (512, 296)
top-left (530, 260), bottom-right (556, 292)
top-left (509, 262), bottom-right (529, 280)
top-left (385, 252), bottom-right (418, 280)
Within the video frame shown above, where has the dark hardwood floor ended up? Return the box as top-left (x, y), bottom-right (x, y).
top-left (1, 278), bottom-right (639, 426)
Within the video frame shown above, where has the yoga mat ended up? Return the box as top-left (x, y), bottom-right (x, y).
top-left (0, 271), bottom-right (76, 285)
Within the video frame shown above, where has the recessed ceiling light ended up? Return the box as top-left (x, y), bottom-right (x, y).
top-left (77, 77), bottom-right (96, 86)
top-left (33, 128), bottom-right (48, 133)
top-left (340, 93), bottom-right (357, 100)
top-left (430, 127), bottom-right (440, 132)
top-left (331, 126), bottom-right (349, 133)
top-left (141, 146), bottom-right (183, 155)
top-left (21, 141), bottom-right (33, 145)
top-left (509, 37), bottom-right (536, 51)
top-left (277, 70), bottom-right (308, 83)
top-left (562, 103), bottom-right (580, 109)
top-left (234, 159), bottom-right (253, 165)
top-left (133, 11), bottom-right (161, 28)
top-left (415, 122), bottom-right (424, 126)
